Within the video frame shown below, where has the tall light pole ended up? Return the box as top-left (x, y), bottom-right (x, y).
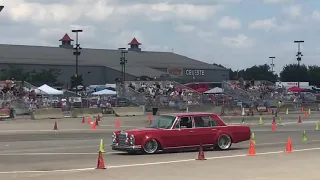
top-left (269, 56), bottom-right (275, 73)
top-left (118, 48), bottom-right (128, 82)
top-left (72, 29), bottom-right (83, 93)
top-left (0, 6), bottom-right (4, 12)
top-left (294, 40), bottom-right (304, 88)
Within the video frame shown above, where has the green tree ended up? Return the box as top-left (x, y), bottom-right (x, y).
top-left (0, 65), bottom-right (29, 80)
top-left (229, 64), bottom-right (278, 82)
top-left (280, 64), bottom-right (309, 82)
top-left (70, 74), bottom-right (83, 88)
top-left (31, 68), bottom-right (63, 86)
top-left (308, 65), bottom-right (320, 86)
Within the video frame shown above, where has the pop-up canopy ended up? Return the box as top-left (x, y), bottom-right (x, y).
top-left (37, 84), bottom-right (63, 95)
top-left (92, 89), bottom-right (116, 95)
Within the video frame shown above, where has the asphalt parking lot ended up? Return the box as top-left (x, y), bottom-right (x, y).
top-left (0, 113), bottom-right (320, 180)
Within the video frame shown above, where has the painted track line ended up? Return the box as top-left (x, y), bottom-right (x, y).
top-left (0, 129), bottom-right (116, 133)
top-left (108, 147), bottom-right (320, 169)
top-left (1, 140), bottom-right (320, 155)
top-left (0, 145), bottom-right (100, 153)
top-left (231, 120), bottom-right (319, 126)
top-left (1, 146), bottom-right (320, 174)
top-left (0, 152), bottom-right (116, 155)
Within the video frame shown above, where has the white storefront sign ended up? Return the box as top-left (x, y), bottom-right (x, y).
top-left (185, 69), bottom-right (205, 76)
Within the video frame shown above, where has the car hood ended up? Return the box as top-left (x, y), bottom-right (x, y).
top-left (124, 127), bottom-right (160, 135)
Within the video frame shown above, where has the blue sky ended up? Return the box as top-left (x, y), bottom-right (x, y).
top-left (0, 0), bottom-right (320, 73)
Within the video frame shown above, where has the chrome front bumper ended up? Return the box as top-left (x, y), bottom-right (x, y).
top-left (111, 143), bottom-right (142, 152)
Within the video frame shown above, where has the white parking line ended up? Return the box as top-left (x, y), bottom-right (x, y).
top-left (1, 146), bottom-right (320, 174)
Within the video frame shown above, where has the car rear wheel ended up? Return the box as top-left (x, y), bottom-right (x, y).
top-left (216, 134), bottom-right (232, 150)
top-left (143, 139), bottom-right (158, 154)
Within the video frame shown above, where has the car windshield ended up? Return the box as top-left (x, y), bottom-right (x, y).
top-left (150, 115), bottom-right (176, 129)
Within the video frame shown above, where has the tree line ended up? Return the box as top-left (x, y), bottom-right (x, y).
top-left (0, 65), bottom-right (83, 88)
top-left (226, 63), bottom-right (320, 86)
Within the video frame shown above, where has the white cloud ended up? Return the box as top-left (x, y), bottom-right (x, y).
top-left (2, 0), bottom-right (224, 24)
top-left (221, 34), bottom-right (254, 49)
top-left (174, 24), bottom-right (195, 32)
top-left (248, 17), bottom-right (278, 31)
top-left (263, 0), bottom-right (293, 4)
top-left (248, 17), bottom-right (292, 32)
top-left (217, 16), bottom-right (241, 29)
top-left (311, 10), bottom-right (320, 21)
top-left (283, 4), bottom-right (302, 19)
top-left (0, 0), bottom-right (318, 71)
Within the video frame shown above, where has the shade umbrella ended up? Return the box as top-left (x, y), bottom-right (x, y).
top-left (288, 86), bottom-right (304, 92)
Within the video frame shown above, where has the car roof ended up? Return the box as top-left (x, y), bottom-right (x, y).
top-left (161, 112), bottom-right (217, 117)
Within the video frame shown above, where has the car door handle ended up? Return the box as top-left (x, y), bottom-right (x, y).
top-left (189, 130), bottom-right (195, 133)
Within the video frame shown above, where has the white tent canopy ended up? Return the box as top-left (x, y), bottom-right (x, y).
top-left (204, 87), bottom-right (223, 94)
top-left (92, 89), bottom-right (116, 95)
top-left (37, 84), bottom-right (63, 95)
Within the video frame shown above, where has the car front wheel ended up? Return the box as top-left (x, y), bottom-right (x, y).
top-left (143, 139), bottom-right (158, 154)
top-left (216, 134), bottom-right (232, 150)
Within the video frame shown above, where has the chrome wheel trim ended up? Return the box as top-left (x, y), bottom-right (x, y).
top-left (143, 139), bottom-right (158, 154)
top-left (218, 134), bottom-right (232, 150)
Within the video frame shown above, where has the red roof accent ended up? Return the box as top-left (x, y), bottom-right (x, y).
top-left (59, 33), bottom-right (73, 42)
top-left (128, 37), bottom-right (141, 45)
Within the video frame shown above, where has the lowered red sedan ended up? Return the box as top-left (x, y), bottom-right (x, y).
top-left (111, 112), bottom-right (251, 154)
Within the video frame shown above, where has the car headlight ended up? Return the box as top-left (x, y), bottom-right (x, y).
top-left (112, 132), bottom-right (117, 143)
top-left (129, 134), bottom-right (135, 145)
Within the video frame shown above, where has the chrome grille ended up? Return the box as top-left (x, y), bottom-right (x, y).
top-left (118, 133), bottom-right (128, 146)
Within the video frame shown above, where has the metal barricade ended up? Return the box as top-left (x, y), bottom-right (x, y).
top-left (222, 81), bottom-right (253, 105)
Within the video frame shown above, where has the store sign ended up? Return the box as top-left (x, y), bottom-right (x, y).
top-left (185, 69), bottom-right (205, 76)
top-left (167, 68), bottom-right (183, 76)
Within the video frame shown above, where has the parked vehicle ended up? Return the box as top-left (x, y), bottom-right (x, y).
top-left (111, 112), bottom-right (251, 154)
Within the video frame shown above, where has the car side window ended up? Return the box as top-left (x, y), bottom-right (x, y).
top-left (194, 116), bottom-right (218, 128)
top-left (175, 116), bottom-right (193, 129)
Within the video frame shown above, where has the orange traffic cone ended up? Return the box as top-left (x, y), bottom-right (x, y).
top-left (267, 108), bottom-right (270, 114)
top-left (92, 121), bottom-right (96, 130)
top-left (272, 123), bottom-right (276, 131)
top-left (87, 116), bottom-right (91, 124)
top-left (53, 121), bottom-right (58, 130)
top-left (115, 119), bottom-right (120, 128)
top-left (285, 137), bottom-right (292, 153)
top-left (304, 111), bottom-right (308, 118)
top-left (301, 107), bottom-right (304, 112)
top-left (248, 140), bottom-right (256, 156)
top-left (96, 151), bottom-right (106, 169)
top-left (196, 144), bottom-right (206, 160)
top-left (148, 114), bottom-right (152, 125)
top-left (298, 116), bottom-right (302, 123)
top-left (82, 117), bottom-right (85, 123)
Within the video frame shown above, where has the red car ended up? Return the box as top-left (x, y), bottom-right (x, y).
top-left (111, 112), bottom-right (251, 154)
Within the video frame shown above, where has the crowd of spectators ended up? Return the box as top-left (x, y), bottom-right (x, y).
top-left (228, 78), bottom-right (315, 104)
top-left (124, 81), bottom-right (201, 106)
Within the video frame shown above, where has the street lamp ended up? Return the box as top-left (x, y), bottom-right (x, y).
top-left (71, 29), bottom-right (83, 93)
top-left (0, 6), bottom-right (4, 12)
top-left (269, 56), bottom-right (275, 73)
top-left (294, 40), bottom-right (304, 88)
top-left (118, 48), bottom-right (128, 82)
